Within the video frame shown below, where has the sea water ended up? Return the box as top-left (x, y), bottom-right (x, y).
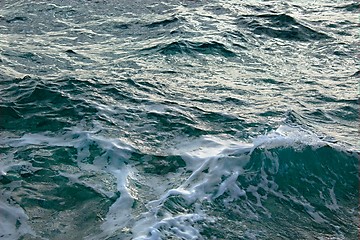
top-left (0, 0), bottom-right (358, 239)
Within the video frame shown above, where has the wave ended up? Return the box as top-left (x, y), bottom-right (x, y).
top-left (132, 126), bottom-right (357, 239)
top-left (0, 76), bottom-right (100, 132)
top-left (0, 125), bottom-right (357, 239)
top-left (334, 2), bottom-right (359, 12)
top-left (237, 13), bottom-right (330, 41)
top-left (141, 40), bottom-right (237, 57)
top-left (145, 16), bottom-right (180, 28)
top-left (4, 16), bottom-right (28, 23)
top-left (0, 1), bottom-right (357, 239)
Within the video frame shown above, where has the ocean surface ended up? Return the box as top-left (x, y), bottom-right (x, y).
top-left (0, 0), bottom-right (359, 239)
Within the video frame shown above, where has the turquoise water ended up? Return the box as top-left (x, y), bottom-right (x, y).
top-left (0, 0), bottom-right (358, 239)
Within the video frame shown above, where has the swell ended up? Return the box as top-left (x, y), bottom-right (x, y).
top-left (206, 145), bottom-right (358, 239)
top-left (0, 75), bottom-right (175, 133)
top-left (0, 76), bottom-right (95, 132)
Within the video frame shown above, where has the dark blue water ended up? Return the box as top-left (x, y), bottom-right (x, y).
top-left (0, 0), bottom-right (359, 239)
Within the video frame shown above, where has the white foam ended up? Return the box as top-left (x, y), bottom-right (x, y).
top-left (0, 157), bottom-right (41, 239)
top-left (128, 135), bottom-right (255, 239)
top-left (320, 187), bottom-right (340, 211)
top-left (252, 125), bottom-right (326, 150)
top-left (93, 167), bottom-right (134, 238)
top-left (0, 191), bottom-right (35, 239)
top-left (127, 125), bottom-right (331, 239)
top-left (0, 125), bottom-right (334, 239)
top-left (1, 128), bottom-right (137, 239)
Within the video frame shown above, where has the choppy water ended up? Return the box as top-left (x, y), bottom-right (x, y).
top-left (0, 0), bottom-right (359, 239)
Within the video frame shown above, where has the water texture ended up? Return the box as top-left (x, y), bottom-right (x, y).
top-left (0, 0), bottom-right (358, 239)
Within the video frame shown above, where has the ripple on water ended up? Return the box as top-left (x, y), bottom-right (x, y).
top-left (0, 0), bottom-right (358, 239)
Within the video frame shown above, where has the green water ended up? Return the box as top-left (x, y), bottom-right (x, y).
top-left (0, 0), bottom-right (358, 239)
